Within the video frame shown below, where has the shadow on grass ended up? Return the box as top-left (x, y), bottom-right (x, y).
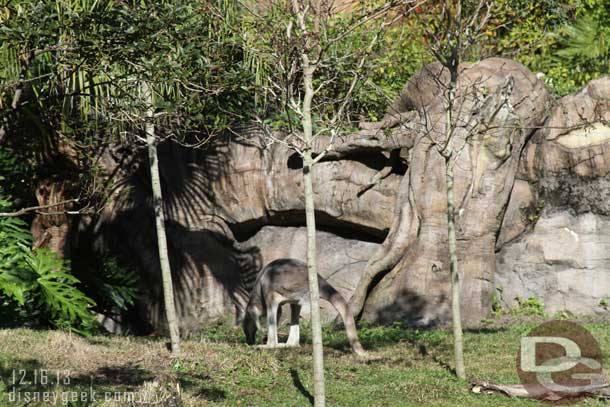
top-left (1, 359), bottom-right (230, 406)
top-left (195, 386), bottom-right (226, 401)
top-left (70, 365), bottom-right (155, 387)
top-left (464, 327), bottom-right (509, 334)
top-left (174, 371), bottom-right (226, 402)
top-left (416, 342), bottom-right (456, 376)
top-left (0, 360), bottom-right (151, 407)
top-left (191, 317), bottom-right (247, 345)
top-left (0, 359), bottom-right (153, 390)
top-left (290, 368), bottom-right (314, 405)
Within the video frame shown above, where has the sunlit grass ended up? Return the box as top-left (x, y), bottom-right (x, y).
top-left (1, 317), bottom-right (609, 406)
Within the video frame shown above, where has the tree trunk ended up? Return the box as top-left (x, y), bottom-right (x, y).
top-left (303, 150), bottom-right (326, 407)
top-left (301, 60), bottom-right (326, 406)
top-left (445, 158), bottom-right (465, 379)
top-left (142, 81), bottom-right (181, 354)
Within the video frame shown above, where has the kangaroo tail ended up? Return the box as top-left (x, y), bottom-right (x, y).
top-left (319, 279), bottom-right (367, 357)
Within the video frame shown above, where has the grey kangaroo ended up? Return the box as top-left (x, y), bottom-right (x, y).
top-left (242, 258), bottom-right (367, 357)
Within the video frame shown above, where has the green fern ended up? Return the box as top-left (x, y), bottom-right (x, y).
top-left (0, 216), bottom-right (32, 304)
top-left (0, 270), bottom-right (27, 304)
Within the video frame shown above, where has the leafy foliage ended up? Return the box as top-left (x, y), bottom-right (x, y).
top-left (509, 296), bottom-right (547, 318)
top-left (99, 258), bottom-right (139, 313)
top-left (28, 249), bottom-right (96, 324)
top-left (0, 204), bottom-right (96, 333)
top-left (73, 255), bottom-right (139, 319)
top-left (0, 1), bottom-right (250, 332)
top-left (325, 14), bottom-right (432, 121)
top-left (0, 146), bottom-right (31, 207)
top-left (243, 1), bottom-right (428, 131)
top-left (484, 0), bottom-right (609, 95)
top-left (0, 0), bottom-right (256, 218)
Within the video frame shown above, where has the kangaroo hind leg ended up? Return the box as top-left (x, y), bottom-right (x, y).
top-left (286, 304), bottom-right (301, 347)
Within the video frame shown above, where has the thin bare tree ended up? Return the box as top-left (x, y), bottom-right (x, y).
top-left (241, 1), bottom-right (419, 404)
top-left (142, 81), bottom-right (181, 354)
top-left (418, 0), bottom-right (497, 379)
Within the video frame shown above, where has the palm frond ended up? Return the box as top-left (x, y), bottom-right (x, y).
top-left (554, 15), bottom-right (609, 61)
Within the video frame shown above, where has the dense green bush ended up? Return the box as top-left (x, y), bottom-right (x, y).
top-left (250, 0), bottom-right (609, 130)
top-left (486, 0), bottom-right (609, 96)
top-left (334, 19), bottom-right (432, 121)
top-left (72, 254), bottom-right (140, 322)
top-left (0, 206), bottom-right (97, 333)
top-left (243, 2), bottom-right (432, 129)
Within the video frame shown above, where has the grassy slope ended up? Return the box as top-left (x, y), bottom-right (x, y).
top-left (0, 319), bottom-right (609, 406)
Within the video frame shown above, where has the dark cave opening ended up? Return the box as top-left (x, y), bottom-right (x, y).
top-left (227, 209), bottom-right (388, 245)
top-left (287, 149), bottom-right (408, 176)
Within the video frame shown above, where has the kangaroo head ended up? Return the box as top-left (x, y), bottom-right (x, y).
top-left (242, 306), bottom-right (261, 345)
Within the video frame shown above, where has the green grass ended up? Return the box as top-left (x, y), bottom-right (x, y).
top-left (1, 318), bottom-right (609, 406)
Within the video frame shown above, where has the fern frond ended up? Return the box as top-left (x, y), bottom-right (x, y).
top-left (554, 15), bottom-right (609, 61)
top-left (0, 217), bottom-right (33, 303)
top-left (0, 217), bottom-right (33, 246)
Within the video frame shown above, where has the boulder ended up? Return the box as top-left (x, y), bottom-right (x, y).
top-left (496, 211), bottom-right (610, 315)
top-left (495, 75), bottom-right (610, 315)
top-left (358, 58), bottom-right (552, 326)
top-left (91, 127), bottom-right (398, 333)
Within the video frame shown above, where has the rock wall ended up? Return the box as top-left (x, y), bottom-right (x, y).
top-left (495, 76), bottom-right (610, 315)
top-left (85, 62), bottom-right (610, 333)
top-left (90, 127), bottom-right (397, 334)
top-left (496, 211), bottom-right (610, 314)
top-left (356, 58), bottom-right (552, 327)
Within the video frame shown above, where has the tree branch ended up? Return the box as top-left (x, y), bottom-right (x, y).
top-left (0, 199), bottom-right (81, 218)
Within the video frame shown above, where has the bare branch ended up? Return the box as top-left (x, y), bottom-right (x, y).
top-left (0, 199), bottom-right (81, 218)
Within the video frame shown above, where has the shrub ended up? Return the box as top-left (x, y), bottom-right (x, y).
top-left (485, 0), bottom-right (609, 96)
top-left (510, 296), bottom-right (546, 318)
top-left (0, 204), bottom-right (97, 334)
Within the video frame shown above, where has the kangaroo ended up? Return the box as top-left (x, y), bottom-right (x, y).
top-left (242, 258), bottom-right (367, 357)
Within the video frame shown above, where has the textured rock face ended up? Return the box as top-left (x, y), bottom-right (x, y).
top-left (244, 226), bottom-right (379, 322)
top-left (86, 63), bottom-right (609, 332)
top-left (496, 75), bottom-right (610, 315)
top-left (93, 196), bottom-right (263, 334)
top-left (189, 131), bottom-right (399, 238)
top-left (92, 129), bottom-right (396, 333)
top-left (359, 58), bottom-right (551, 326)
top-left (496, 211), bottom-right (610, 315)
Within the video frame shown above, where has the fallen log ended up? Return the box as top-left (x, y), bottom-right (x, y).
top-left (471, 380), bottom-right (610, 402)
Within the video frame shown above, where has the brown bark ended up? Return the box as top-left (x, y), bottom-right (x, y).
top-left (31, 181), bottom-right (73, 258)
